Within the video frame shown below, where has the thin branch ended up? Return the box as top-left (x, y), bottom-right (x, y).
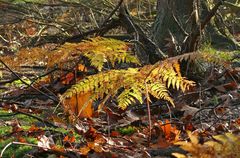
top-left (0, 59), bottom-right (59, 103)
top-left (16, 110), bottom-right (58, 128)
top-left (0, 141), bottom-right (76, 158)
top-left (144, 81), bottom-right (152, 145)
top-left (0, 109), bottom-right (57, 128)
top-left (200, 0), bottom-right (225, 30)
top-left (101, 0), bottom-right (124, 27)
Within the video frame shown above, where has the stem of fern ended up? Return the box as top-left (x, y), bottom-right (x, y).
top-left (144, 81), bottom-right (152, 144)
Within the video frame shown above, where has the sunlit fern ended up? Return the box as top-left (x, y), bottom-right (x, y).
top-left (48, 37), bottom-right (140, 70)
top-left (0, 37), bottom-right (140, 71)
top-left (61, 48), bottom-right (236, 110)
top-left (62, 57), bottom-right (195, 110)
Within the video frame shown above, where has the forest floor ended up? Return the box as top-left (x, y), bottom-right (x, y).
top-left (0, 1), bottom-right (240, 157)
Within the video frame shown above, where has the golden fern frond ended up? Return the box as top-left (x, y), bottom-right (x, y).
top-left (62, 68), bottom-right (140, 101)
top-left (146, 60), bottom-right (195, 92)
top-left (62, 58), bottom-right (195, 110)
top-left (48, 37), bottom-right (140, 71)
top-left (117, 85), bottom-right (144, 110)
top-left (1, 37), bottom-right (139, 71)
top-left (80, 37), bottom-right (140, 67)
top-left (147, 82), bottom-right (174, 106)
top-left (173, 132), bottom-right (240, 158)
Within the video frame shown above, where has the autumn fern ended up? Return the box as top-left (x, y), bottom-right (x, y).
top-left (0, 37), bottom-right (140, 71)
top-left (62, 58), bottom-right (195, 110)
top-left (48, 37), bottom-right (140, 70)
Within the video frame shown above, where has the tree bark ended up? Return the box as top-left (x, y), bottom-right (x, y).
top-left (152, 0), bottom-right (197, 56)
top-left (152, 0), bottom-right (239, 56)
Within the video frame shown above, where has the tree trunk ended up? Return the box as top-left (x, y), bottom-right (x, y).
top-left (152, 0), bottom-right (198, 56)
top-left (152, 0), bottom-right (239, 57)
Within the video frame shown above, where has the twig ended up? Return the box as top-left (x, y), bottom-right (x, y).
top-left (101, 0), bottom-right (124, 27)
top-left (119, 5), bottom-right (167, 63)
top-left (201, 0), bottom-right (225, 29)
top-left (144, 81), bottom-right (152, 144)
top-left (171, 11), bottom-right (189, 36)
top-left (0, 141), bottom-right (76, 158)
top-left (0, 59), bottom-right (59, 103)
top-left (182, 0), bottom-right (225, 52)
top-left (0, 112), bottom-right (19, 118)
top-left (0, 141), bottom-right (49, 158)
top-left (66, 18), bottom-right (121, 43)
top-left (2, 109), bottom-right (58, 128)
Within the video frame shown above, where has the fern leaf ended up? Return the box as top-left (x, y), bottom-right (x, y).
top-left (118, 86), bottom-right (143, 110)
top-left (2, 37), bottom-right (140, 71)
top-left (62, 56), bottom-right (196, 110)
top-left (148, 82), bottom-right (174, 106)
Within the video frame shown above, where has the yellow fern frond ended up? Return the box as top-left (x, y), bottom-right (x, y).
top-left (147, 82), bottom-right (174, 106)
top-left (146, 60), bottom-right (195, 92)
top-left (62, 57), bottom-right (196, 110)
top-left (62, 68), bottom-right (140, 101)
top-left (48, 37), bottom-right (140, 71)
top-left (118, 86), bottom-right (144, 110)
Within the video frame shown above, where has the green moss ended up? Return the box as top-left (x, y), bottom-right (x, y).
top-left (0, 109), bottom-right (82, 157)
top-left (200, 44), bottom-right (234, 62)
top-left (0, 126), bottom-right (11, 135)
top-left (0, 109), bottom-right (39, 126)
top-left (5, 77), bottom-right (31, 88)
top-left (0, 137), bottom-right (37, 158)
top-left (118, 126), bottom-right (136, 135)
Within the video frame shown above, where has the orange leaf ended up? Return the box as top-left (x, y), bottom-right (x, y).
top-left (159, 120), bottom-right (181, 142)
top-left (94, 135), bottom-right (106, 144)
top-left (63, 135), bottom-right (69, 142)
top-left (80, 146), bottom-right (91, 155)
top-left (17, 137), bottom-right (26, 143)
top-left (69, 136), bottom-right (76, 143)
top-left (51, 145), bottom-right (65, 153)
top-left (92, 144), bottom-right (103, 153)
top-left (87, 142), bottom-right (103, 153)
top-left (29, 125), bottom-right (40, 132)
top-left (111, 131), bottom-right (120, 137)
top-left (78, 64), bottom-right (87, 72)
top-left (63, 92), bottom-right (93, 118)
top-left (61, 73), bottom-right (74, 85)
top-left (159, 120), bottom-right (171, 139)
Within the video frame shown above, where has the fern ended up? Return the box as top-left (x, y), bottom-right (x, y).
top-left (62, 58), bottom-right (195, 110)
top-left (147, 82), bottom-right (174, 106)
top-left (173, 132), bottom-right (240, 158)
top-left (62, 48), bottom-right (235, 110)
top-left (0, 37), bottom-right (140, 71)
top-left (1, 37), bottom-right (234, 112)
top-left (48, 37), bottom-right (140, 70)
top-left (118, 85), bottom-right (144, 110)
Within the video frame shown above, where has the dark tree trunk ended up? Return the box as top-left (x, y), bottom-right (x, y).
top-left (152, 0), bottom-right (198, 56)
top-left (152, 0), bottom-right (239, 56)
